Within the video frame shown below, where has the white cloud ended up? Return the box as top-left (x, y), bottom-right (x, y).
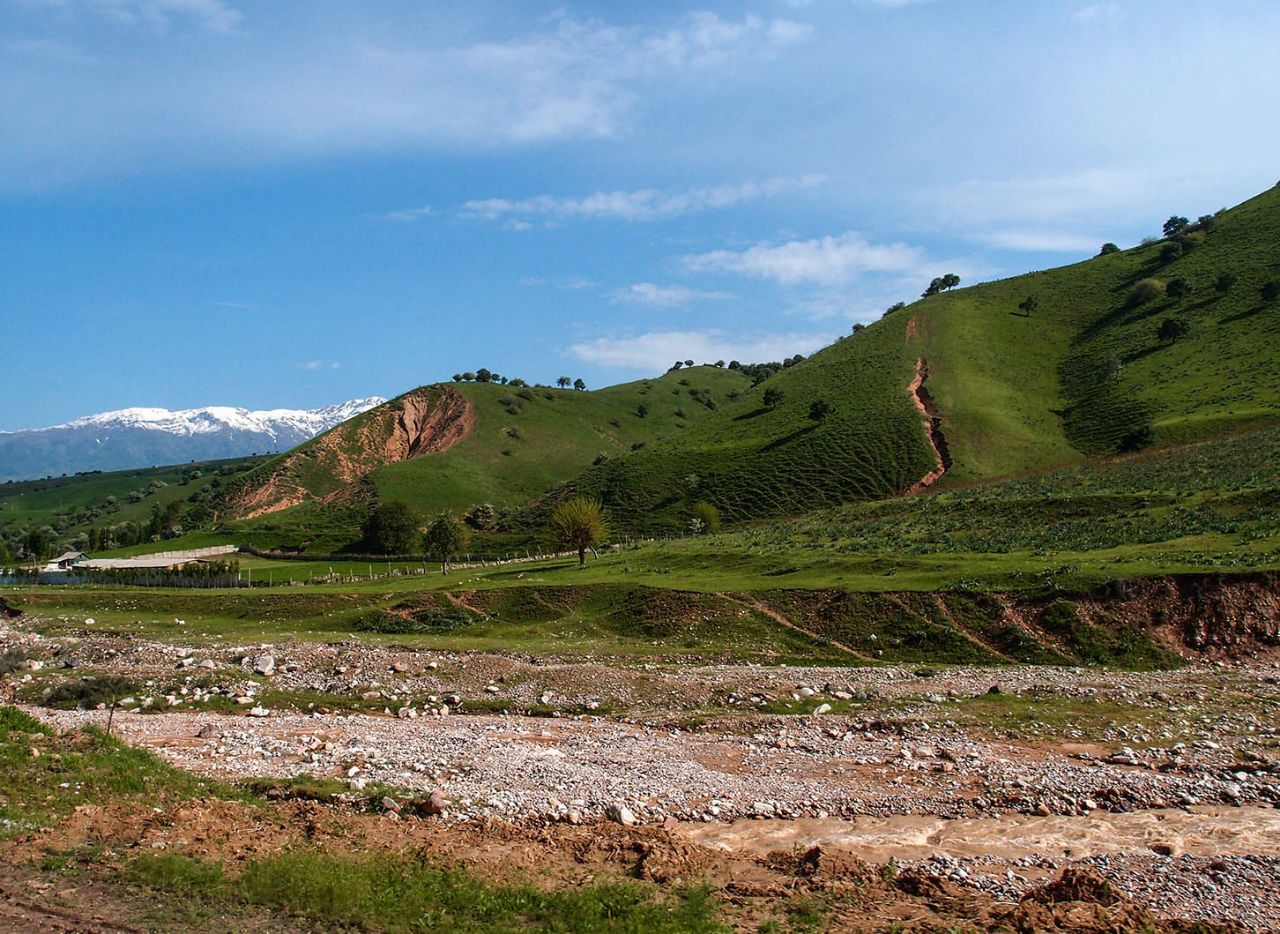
top-left (297, 360), bottom-right (340, 371)
top-left (460, 175), bottom-right (824, 225)
top-left (684, 230), bottom-right (927, 286)
top-left (1074, 3), bottom-right (1121, 23)
top-left (932, 168), bottom-right (1153, 226)
top-left (0, 9), bottom-right (815, 190)
top-left (519, 276), bottom-right (596, 290)
top-left (568, 329), bottom-right (832, 371)
top-left (978, 229), bottom-right (1102, 253)
top-left (35, 0), bottom-right (242, 33)
top-left (383, 205), bottom-right (433, 222)
top-left (608, 283), bottom-right (731, 307)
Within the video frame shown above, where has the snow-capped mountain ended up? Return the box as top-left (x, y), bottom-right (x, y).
top-left (0, 397), bottom-right (386, 482)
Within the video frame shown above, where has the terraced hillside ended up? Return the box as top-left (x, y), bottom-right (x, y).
top-left (549, 184), bottom-right (1280, 531)
top-left (214, 368), bottom-right (749, 543)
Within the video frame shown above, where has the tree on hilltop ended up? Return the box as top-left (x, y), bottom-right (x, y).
top-left (556, 376), bottom-right (571, 388)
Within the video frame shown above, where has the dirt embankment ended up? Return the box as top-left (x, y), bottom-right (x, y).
top-left (906, 357), bottom-right (952, 495)
top-left (227, 388), bottom-right (473, 520)
top-left (9, 794), bottom-right (1248, 934)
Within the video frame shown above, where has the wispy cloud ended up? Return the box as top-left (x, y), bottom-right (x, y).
top-left (977, 229), bottom-right (1102, 253)
top-left (383, 205), bottom-right (433, 222)
top-left (1074, 3), bottom-right (1121, 23)
top-left (518, 275), bottom-right (596, 290)
top-left (568, 329), bottom-right (832, 371)
top-left (211, 299), bottom-right (256, 309)
top-left (34, 0), bottom-right (243, 34)
top-left (0, 9), bottom-right (814, 190)
top-left (297, 360), bottom-right (340, 371)
top-left (459, 175), bottom-right (824, 225)
top-left (683, 230), bottom-right (927, 286)
top-left (608, 283), bottom-right (730, 307)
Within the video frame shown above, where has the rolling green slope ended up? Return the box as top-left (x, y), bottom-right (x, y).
top-left (543, 316), bottom-right (933, 533)
top-left (215, 368), bottom-right (750, 545)
top-left (551, 184), bottom-right (1280, 531)
top-left (0, 458), bottom-right (263, 557)
top-left (923, 183), bottom-right (1280, 479)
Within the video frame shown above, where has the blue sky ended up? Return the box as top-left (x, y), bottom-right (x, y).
top-left (3, 0), bottom-right (1278, 430)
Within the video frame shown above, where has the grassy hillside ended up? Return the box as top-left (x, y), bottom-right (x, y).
top-left (540, 315), bottom-right (934, 533)
top-left (922, 183), bottom-right (1280, 479)
top-left (0, 457), bottom-right (263, 558)
top-left (544, 185), bottom-right (1280, 531)
top-left (215, 367), bottom-right (749, 548)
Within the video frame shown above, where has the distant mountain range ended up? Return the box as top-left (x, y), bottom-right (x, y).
top-left (0, 398), bottom-right (386, 482)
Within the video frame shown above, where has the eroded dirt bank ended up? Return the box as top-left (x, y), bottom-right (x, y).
top-left (223, 387), bottom-right (474, 520)
top-left (906, 356), bottom-right (952, 495)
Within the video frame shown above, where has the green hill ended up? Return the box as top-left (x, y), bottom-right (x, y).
top-left (546, 184), bottom-right (1280, 533)
top-left (213, 368), bottom-right (750, 549)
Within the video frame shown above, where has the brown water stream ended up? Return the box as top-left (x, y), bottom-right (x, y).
top-left (676, 806), bottom-right (1280, 861)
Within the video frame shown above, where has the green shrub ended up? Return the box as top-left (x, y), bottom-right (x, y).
top-left (43, 675), bottom-right (138, 709)
top-left (1127, 278), bottom-right (1166, 306)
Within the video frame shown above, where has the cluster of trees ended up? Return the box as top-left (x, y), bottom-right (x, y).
top-left (451, 369), bottom-right (527, 386)
top-left (361, 495), bottom-right (615, 570)
top-left (555, 376), bottom-right (587, 390)
top-left (922, 273), bottom-right (961, 297)
top-left (726, 356), bottom-right (805, 386)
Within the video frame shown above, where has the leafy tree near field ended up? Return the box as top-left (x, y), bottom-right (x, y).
top-left (1017, 295), bottom-right (1038, 317)
top-left (462, 372), bottom-right (476, 382)
top-left (684, 359), bottom-right (694, 367)
top-left (635, 403), bottom-right (649, 418)
top-left (670, 361), bottom-right (683, 370)
top-left (763, 387), bottom-right (784, 408)
top-left (475, 368), bottom-right (493, 383)
top-left (422, 513), bottom-right (467, 574)
top-left (714, 360), bottom-right (725, 368)
top-left (1158, 317), bottom-right (1190, 344)
top-left (688, 501), bottom-right (721, 534)
top-left (24, 526), bottom-right (51, 560)
top-left (452, 373), bottom-right (462, 382)
top-left (851, 323), bottom-right (866, 333)
top-left (1159, 241), bottom-right (1183, 264)
top-left (1163, 215), bottom-right (1190, 237)
top-left (883, 301), bottom-right (907, 317)
top-left (549, 496), bottom-right (608, 566)
top-left (809, 399), bottom-right (832, 421)
top-left (1214, 273), bottom-right (1238, 293)
top-left (1195, 213), bottom-right (1218, 233)
top-left (1263, 280), bottom-right (1280, 302)
top-left (556, 376), bottom-right (571, 388)
top-left (1166, 277), bottom-right (1192, 300)
top-left (361, 501), bottom-right (419, 555)
top-left (573, 378), bottom-right (586, 391)
top-left (1099, 242), bottom-right (1120, 255)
